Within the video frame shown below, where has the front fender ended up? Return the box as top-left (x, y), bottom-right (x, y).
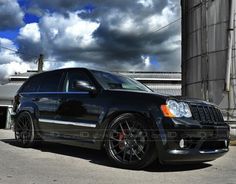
top-left (94, 104), bottom-right (163, 149)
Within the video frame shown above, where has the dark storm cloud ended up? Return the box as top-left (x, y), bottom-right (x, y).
top-left (18, 0), bottom-right (181, 71)
top-left (28, 0), bottom-right (81, 11)
top-left (28, 0), bottom-right (167, 12)
top-left (93, 21), bottom-right (180, 58)
top-left (17, 37), bottom-right (43, 61)
top-left (0, 0), bottom-right (24, 30)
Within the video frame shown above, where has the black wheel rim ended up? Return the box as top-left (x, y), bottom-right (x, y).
top-left (108, 118), bottom-right (148, 164)
top-left (15, 113), bottom-right (32, 145)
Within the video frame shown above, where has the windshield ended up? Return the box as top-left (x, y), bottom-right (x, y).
top-left (91, 70), bottom-right (152, 92)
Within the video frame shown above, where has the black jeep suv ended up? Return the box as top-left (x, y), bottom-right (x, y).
top-left (12, 68), bottom-right (230, 169)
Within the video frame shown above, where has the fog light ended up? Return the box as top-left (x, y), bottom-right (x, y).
top-left (225, 140), bottom-right (228, 147)
top-left (179, 139), bottom-right (185, 148)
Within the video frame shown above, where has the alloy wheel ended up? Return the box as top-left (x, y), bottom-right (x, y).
top-left (108, 118), bottom-right (149, 164)
top-left (15, 112), bottom-right (34, 146)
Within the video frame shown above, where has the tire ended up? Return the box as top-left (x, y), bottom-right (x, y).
top-left (14, 111), bottom-right (36, 147)
top-left (104, 113), bottom-right (157, 169)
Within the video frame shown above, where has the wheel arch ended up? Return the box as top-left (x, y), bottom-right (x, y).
top-left (15, 102), bottom-right (41, 135)
top-left (97, 109), bottom-right (159, 149)
top-left (101, 110), bottom-right (159, 169)
top-left (16, 102), bottom-right (39, 118)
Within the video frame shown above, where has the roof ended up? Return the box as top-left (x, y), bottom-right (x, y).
top-left (9, 70), bottom-right (38, 81)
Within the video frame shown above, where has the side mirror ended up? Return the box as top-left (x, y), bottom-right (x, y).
top-left (73, 80), bottom-right (96, 92)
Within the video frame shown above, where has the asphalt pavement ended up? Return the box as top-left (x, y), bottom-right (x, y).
top-left (0, 129), bottom-right (235, 184)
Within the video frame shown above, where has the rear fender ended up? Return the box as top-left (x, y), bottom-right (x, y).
top-left (16, 102), bottom-right (40, 134)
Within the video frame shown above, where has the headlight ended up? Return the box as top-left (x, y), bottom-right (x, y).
top-left (161, 100), bottom-right (192, 118)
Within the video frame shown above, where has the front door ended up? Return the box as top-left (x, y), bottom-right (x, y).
top-left (54, 69), bottom-right (104, 142)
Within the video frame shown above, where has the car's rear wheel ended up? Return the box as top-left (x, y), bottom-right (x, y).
top-left (14, 111), bottom-right (36, 147)
top-left (105, 113), bottom-right (157, 169)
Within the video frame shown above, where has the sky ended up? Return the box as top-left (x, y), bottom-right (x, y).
top-left (0, 0), bottom-right (181, 83)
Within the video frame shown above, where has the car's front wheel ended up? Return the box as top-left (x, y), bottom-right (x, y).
top-left (14, 111), bottom-right (36, 147)
top-left (105, 113), bottom-right (157, 169)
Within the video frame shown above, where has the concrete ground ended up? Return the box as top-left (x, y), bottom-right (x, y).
top-left (0, 129), bottom-right (235, 184)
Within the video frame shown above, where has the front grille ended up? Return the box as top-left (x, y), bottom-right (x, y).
top-left (189, 104), bottom-right (224, 124)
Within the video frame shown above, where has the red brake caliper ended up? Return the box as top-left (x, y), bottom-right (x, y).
top-left (118, 131), bottom-right (125, 149)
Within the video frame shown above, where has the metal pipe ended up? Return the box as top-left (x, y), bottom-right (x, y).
top-left (225, 0), bottom-right (235, 92)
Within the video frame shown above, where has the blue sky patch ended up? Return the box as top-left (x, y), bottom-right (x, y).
top-left (24, 13), bottom-right (40, 24)
top-left (0, 29), bottom-right (19, 41)
top-left (83, 4), bottom-right (95, 13)
top-left (150, 56), bottom-right (160, 68)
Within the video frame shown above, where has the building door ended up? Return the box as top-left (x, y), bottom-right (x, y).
top-left (0, 107), bottom-right (7, 129)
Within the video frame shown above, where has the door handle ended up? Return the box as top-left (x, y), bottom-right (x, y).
top-left (58, 98), bottom-right (64, 103)
top-left (32, 97), bottom-right (39, 102)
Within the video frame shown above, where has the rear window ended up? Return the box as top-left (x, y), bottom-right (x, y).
top-left (38, 71), bottom-right (62, 92)
top-left (21, 71), bottom-right (63, 93)
top-left (21, 75), bottom-right (43, 92)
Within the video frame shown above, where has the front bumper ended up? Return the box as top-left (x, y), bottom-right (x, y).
top-left (160, 148), bottom-right (228, 163)
top-left (154, 117), bottom-right (230, 164)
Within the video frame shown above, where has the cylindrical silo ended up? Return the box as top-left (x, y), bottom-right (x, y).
top-left (181, 0), bottom-right (236, 122)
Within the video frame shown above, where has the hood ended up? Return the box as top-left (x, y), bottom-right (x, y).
top-left (106, 89), bottom-right (218, 107)
top-left (171, 96), bottom-right (218, 107)
top-left (106, 89), bottom-right (168, 103)
top-left (108, 89), bottom-right (168, 97)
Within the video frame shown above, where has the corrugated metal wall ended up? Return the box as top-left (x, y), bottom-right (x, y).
top-left (181, 0), bottom-right (236, 120)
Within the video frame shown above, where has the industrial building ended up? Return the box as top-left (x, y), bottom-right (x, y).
top-left (117, 71), bottom-right (181, 96)
top-left (0, 70), bottom-right (181, 129)
top-left (181, 0), bottom-right (236, 137)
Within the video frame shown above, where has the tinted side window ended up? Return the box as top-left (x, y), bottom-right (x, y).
top-left (21, 75), bottom-right (43, 92)
top-left (65, 71), bottom-right (93, 92)
top-left (39, 71), bottom-right (63, 92)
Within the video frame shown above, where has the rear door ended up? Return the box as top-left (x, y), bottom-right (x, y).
top-left (34, 70), bottom-right (65, 135)
top-left (54, 69), bottom-right (104, 141)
